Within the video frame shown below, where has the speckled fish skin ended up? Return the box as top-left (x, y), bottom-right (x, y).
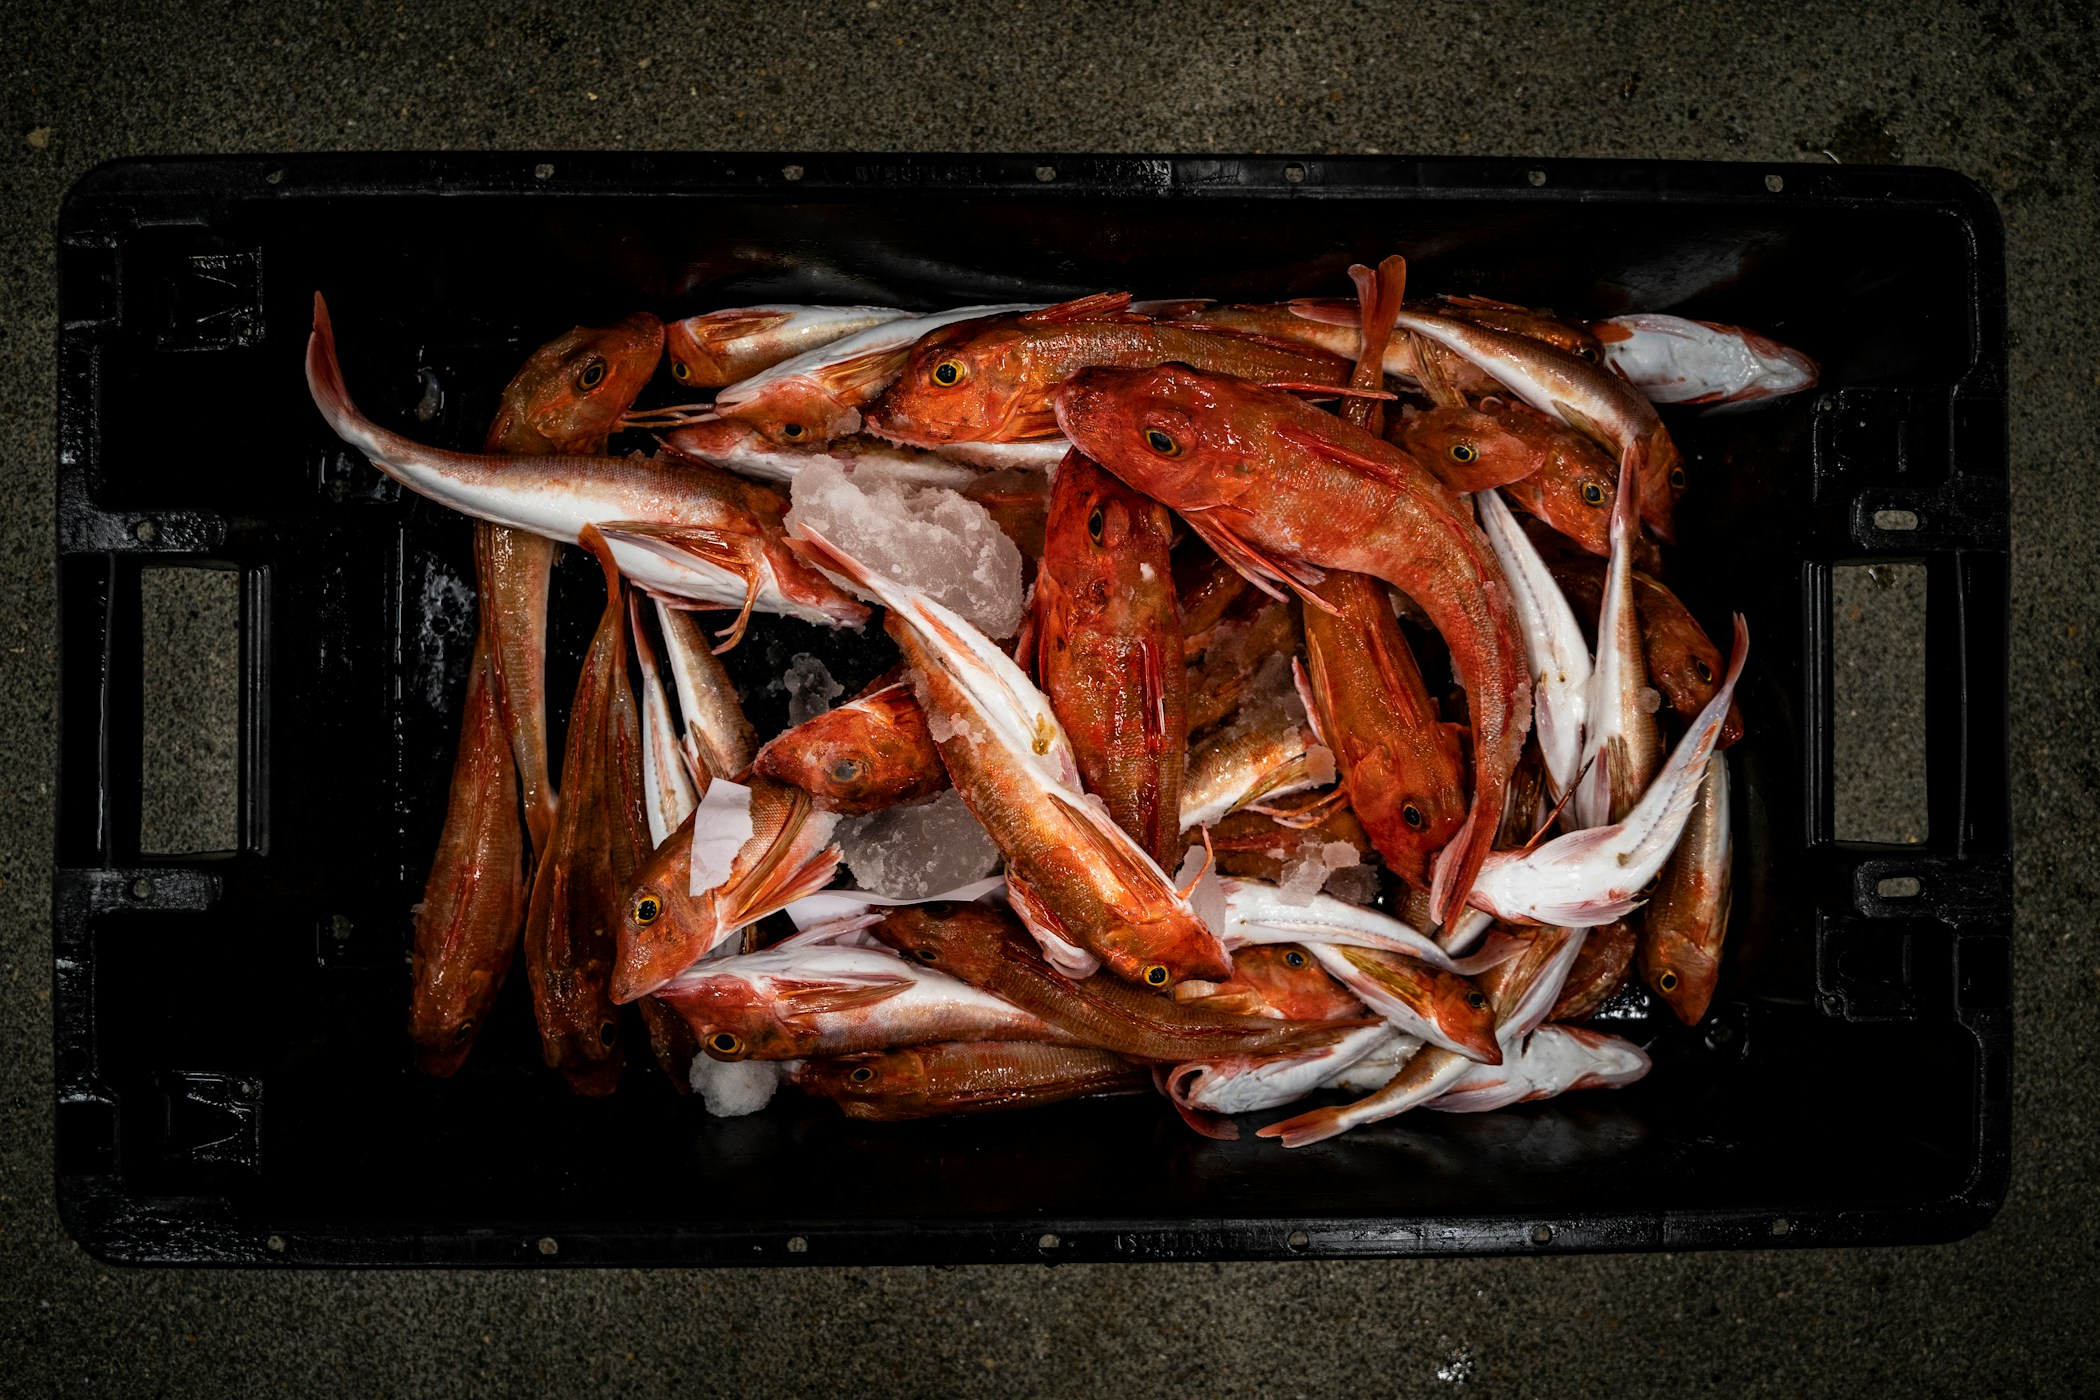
top-left (1298, 569), bottom-right (1467, 890)
top-left (789, 523), bottom-right (1232, 987)
top-left (1304, 943), bottom-right (1502, 1063)
top-left (1194, 805), bottom-right (1374, 887)
top-left (1054, 362), bottom-right (1529, 928)
top-left (752, 669), bottom-right (949, 815)
top-left (666, 305), bottom-right (909, 389)
top-left (306, 294), bottom-right (868, 630)
top-left (795, 1041), bottom-right (1149, 1120)
top-left (655, 943), bottom-right (1077, 1060)
top-left (1178, 702), bottom-right (1329, 831)
top-left (1639, 752), bottom-right (1733, 1025)
top-left (1174, 944), bottom-right (1367, 1022)
top-left (1034, 451), bottom-right (1188, 867)
top-left (867, 293), bottom-right (1353, 447)
top-left (870, 903), bottom-right (1360, 1061)
top-left (1590, 313), bottom-right (1819, 405)
top-left (521, 531), bottom-right (650, 1096)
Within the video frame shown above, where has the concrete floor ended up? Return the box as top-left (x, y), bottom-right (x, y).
top-left (4, 1), bottom-right (2097, 1394)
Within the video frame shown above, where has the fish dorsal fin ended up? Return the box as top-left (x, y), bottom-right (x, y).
top-left (690, 309), bottom-right (793, 338)
top-left (1287, 297), bottom-right (1360, 327)
top-left (1019, 292), bottom-right (1137, 325)
top-left (1439, 293), bottom-right (1528, 314)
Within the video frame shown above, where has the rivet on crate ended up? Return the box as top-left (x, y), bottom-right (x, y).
top-left (786, 1236), bottom-right (808, 1253)
top-left (238, 1080), bottom-right (260, 1101)
top-left (265, 169), bottom-right (284, 185)
top-left (1283, 163), bottom-right (1306, 184)
top-left (266, 1234), bottom-right (286, 1253)
top-left (1530, 1224), bottom-right (1553, 1245)
top-left (1527, 169), bottom-right (1547, 187)
top-left (1034, 165), bottom-right (1057, 183)
top-left (1770, 1217), bottom-right (1792, 1237)
top-left (1286, 1230), bottom-right (1310, 1252)
top-left (538, 1236), bottom-right (560, 1256)
top-left (534, 163), bottom-right (555, 181)
top-left (1036, 1232), bottom-right (1060, 1251)
top-left (782, 164), bottom-right (804, 182)
top-left (1765, 173), bottom-right (1785, 193)
top-left (331, 914), bottom-right (355, 942)
top-left (133, 519), bottom-right (159, 544)
top-left (128, 877), bottom-right (155, 902)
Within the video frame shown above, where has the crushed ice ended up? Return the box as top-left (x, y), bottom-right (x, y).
top-left (690, 1056), bottom-right (783, 1117)
top-left (835, 789), bottom-right (1002, 900)
top-left (775, 652), bottom-right (844, 726)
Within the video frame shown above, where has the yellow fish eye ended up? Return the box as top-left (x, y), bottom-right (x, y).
top-left (1580, 481), bottom-right (1605, 506)
top-left (1086, 505), bottom-right (1105, 545)
top-left (1401, 802), bottom-right (1427, 831)
top-left (578, 359), bottom-right (607, 390)
top-left (1693, 657), bottom-right (1715, 684)
top-left (1143, 426), bottom-right (1180, 457)
top-left (913, 947), bottom-right (938, 963)
top-left (1143, 964), bottom-right (1171, 988)
top-left (632, 894), bottom-right (662, 925)
top-left (781, 422), bottom-right (805, 439)
top-left (598, 1019), bottom-right (619, 1047)
top-left (1283, 949), bottom-right (1308, 969)
top-left (1657, 970), bottom-right (1680, 993)
top-left (848, 1065), bottom-right (877, 1084)
top-left (931, 359), bottom-right (966, 387)
top-left (452, 1019), bottom-right (475, 1045)
top-left (672, 359), bottom-right (692, 382)
top-left (1669, 466), bottom-right (1688, 489)
top-left (706, 1031), bottom-right (745, 1059)
top-left (1448, 441), bottom-right (1478, 464)
top-left (1465, 991), bottom-right (1489, 1011)
top-left (830, 758), bottom-right (866, 784)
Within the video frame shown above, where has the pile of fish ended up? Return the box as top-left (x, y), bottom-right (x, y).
top-left (308, 256), bottom-right (1807, 1145)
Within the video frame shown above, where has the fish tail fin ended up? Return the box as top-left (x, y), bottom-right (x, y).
top-left (1255, 1101), bottom-right (1356, 1148)
top-left (306, 292), bottom-right (391, 456)
top-left (1155, 1065), bottom-right (1243, 1139)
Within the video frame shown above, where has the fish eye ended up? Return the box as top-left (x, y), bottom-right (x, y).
top-left (1401, 802), bottom-right (1428, 830)
top-left (706, 1031), bottom-right (744, 1059)
top-left (1448, 442), bottom-right (1478, 464)
top-left (672, 359), bottom-right (692, 382)
top-left (452, 1019), bottom-right (474, 1045)
top-left (598, 1019), bottom-right (619, 1047)
top-left (848, 1065), bottom-right (877, 1084)
top-left (1142, 427), bottom-right (1180, 457)
top-left (931, 359), bottom-right (966, 388)
top-left (1087, 505), bottom-right (1105, 545)
top-left (1693, 658), bottom-right (1715, 684)
top-left (1465, 991), bottom-right (1489, 1011)
top-left (1283, 949), bottom-right (1308, 969)
top-left (923, 902), bottom-right (961, 921)
top-left (1657, 970), bottom-right (1680, 993)
top-left (1580, 481), bottom-right (1605, 506)
top-left (1575, 346), bottom-right (1599, 362)
top-left (782, 422), bottom-right (805, 439)
top-left (1143, 964), bottom-right (1171, 987)
top-left (830, 758), bottom-right (866, 784)
top-left (912, 947), bottom-right (938, 963)
top-left (1640, 874), bottom-right (1662, 898)
top-left (577, 359), bottom-right (607, 391)
top-left (1669, 466), bottom-right (1687, 489)
top-left (632, 894), bottom-right (662, 925)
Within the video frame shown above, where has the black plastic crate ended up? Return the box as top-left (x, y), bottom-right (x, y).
top-left (53, 153), bottom-right (2010, 1266)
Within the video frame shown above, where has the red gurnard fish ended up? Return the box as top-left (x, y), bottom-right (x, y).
top-left (751, 665), bottom-right (949, 815)
top-left (794, 1041), bottom-right (1149, 1120)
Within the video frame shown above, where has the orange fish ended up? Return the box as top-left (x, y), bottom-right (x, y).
top-left (866, 292), bottom-right (1352, 447)
top-left (1034, 451), bottom-right (1187, 866)
top-left (1175, 546), bottom-right (1255, 659)
top-left (794, 1041), bottom-right (1149, 1120)
top-left (1392, 399), bottom-right (1619, 558)
top-left (1055, 363), bottom-right (1529, 927)
top-left (750, 666), bottom-right (949, 815)
top-left (1297, 569), bottom-right (1469, 890)
top-left (1175, 944), bottom-right (1368, 1022)
top-left (521, 528), bottom-right (651, 1095)
top-left (1639, 753), bottom-right (1733, 1024)
top-left (665, 305), bottom-right (907, 389)
top-left (1550, 557), bottom-right (1746, 747)
top-left (1545, 919), bottom-right (1637, 1022)
top-left (1305, 944), bottom-right (1502, 1064)
top-left (1197, 805), bottom-right (1376, 888)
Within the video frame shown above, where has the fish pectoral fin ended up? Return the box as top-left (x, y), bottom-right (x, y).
top-left (770, 976), bottom-right (912, 1017)
top-left (1046, 790), bottom-right (1178, 911)
top-left (596, 519), bottom-right (762, 571)
top-left (1284, 297), bottom-right (1360, 328)
top-left (1181, 514), bottom-right (1337, 616)
top-left (724, 842), bottom-right (843, 931)
top-left (813, 345), bottom-right (913, 401)
top-left (1553, 402), bottom-right (1614, 451)
top-left (1005, 875), bottom-right (1103, 978)
top-left (1018, 291), bottom-right (1137, 324)
top-left (1290, 658), bottom-right (1332, 749)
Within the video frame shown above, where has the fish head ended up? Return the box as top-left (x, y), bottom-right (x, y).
top-left (659, 976), bottom-right (807, 1062)
top-left (1054, 363), bottom-right (1265, 514)
top-left (799, 1048), bottom-right (926, 1107)
top-left (1090, 906), bottom-right (1236, 989)
top-left (1228, 945), bottom-right (1365, 1021)
top-left (666, 309), bottom-right (789, 389)
top-left (408, 966), bottom-right (503, 1077)
top-left (1639, 924), bottom-right (1720, 1026)
top-left (718, 376), bottom-right (865, 447)
top-left (870, 901), bottom-right (1014, 983)
top-left (1367, 766), bottom-right (1470, 891)
top-left (1393, 405), bottom-right (1539, 488)
top-left (1039, 452), bottom-right (1177, 626)
top-left (751, 688), bottom-right (941, 816)
top-left (1429, 968), bottom-right (1503, 1063)
top-left (1527, 440), bottom-right (1617, 556)
top-left (611, 828), bottom-right (717, 1005)
top-left (1647, 435), bottom-right (1688, 541)
top-left (865, 319), bottom-right (1040, 445)
top-left (487, 312), bottom-right (664, 453)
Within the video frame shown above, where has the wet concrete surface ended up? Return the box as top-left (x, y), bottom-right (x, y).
top-left (3, 2), bottom-right (2096, 1394)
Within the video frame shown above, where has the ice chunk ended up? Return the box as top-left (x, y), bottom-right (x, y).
top-left (1322, 862), bottom-right (1381, 906)
top-left (776, 652), bottom-right (844, 726)
top-left (785, 458), bottom-right (1025, 638)
top-left (1276, 850), bottom-right (1329, 906)
top-left (1276, 838), bottom-right (1368, 908)
top-left (835, 789), bottom-right (1002, 900)
top-left (690, 1055), bottom-right (783, 1117)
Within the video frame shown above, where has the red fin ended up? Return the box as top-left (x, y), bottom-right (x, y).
top-left (1290, 657), bottom-right (1330, 748)
top-left (1019, 291), bottom-right (1137, 325)
top-left (1287, 298), bottom-right (1360, 328)
top-left (1440, 293), bottom-right (1529, 313)
top-left (1180, 514), bottom-right (1338, 616)
top-left (771, 977), bottom-right (912, 1016)
top-left (1262, 381), bottom-right (1397, 400)
top-left (812, 345), bottom-right (912, 400)
top-left (1273, 422), bottom-right (1425, 494)
top-left (1155, 1066), bottom-right (1241, 1139)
